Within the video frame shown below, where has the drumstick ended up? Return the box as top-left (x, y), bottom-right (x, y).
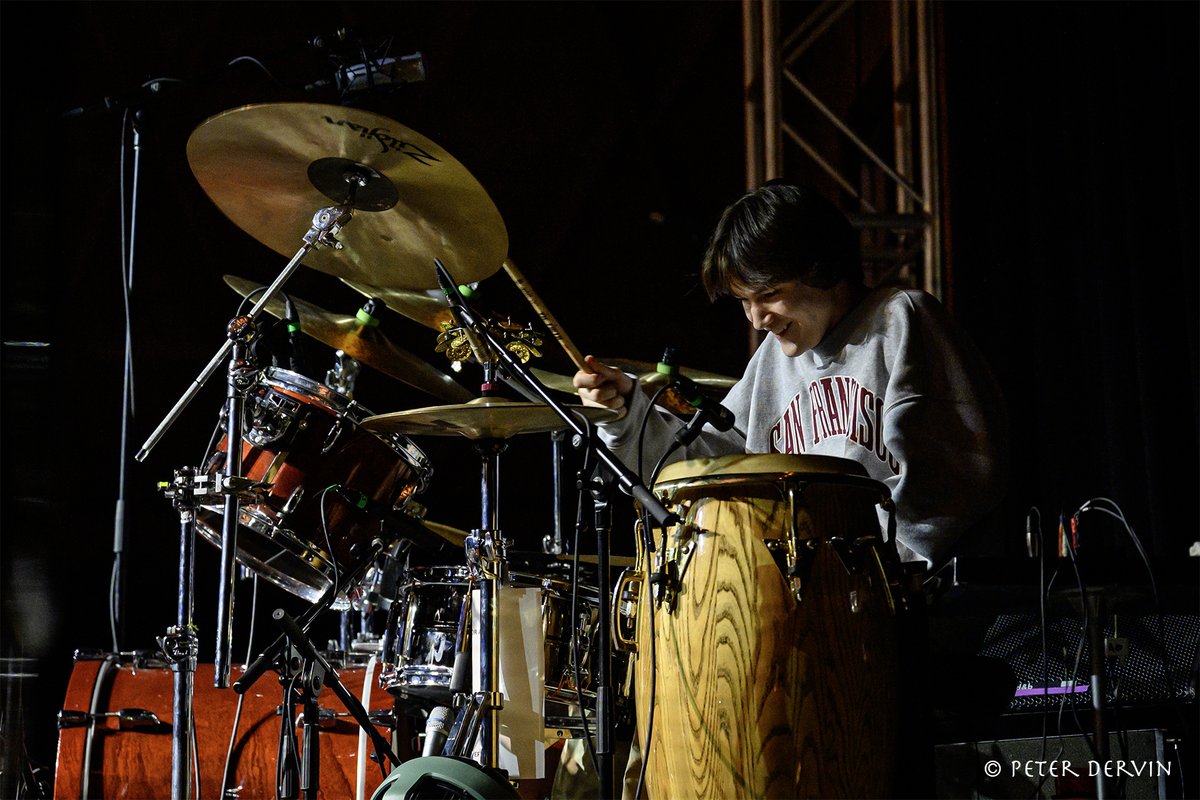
top-left (502, 257), bottom-right (590, 372)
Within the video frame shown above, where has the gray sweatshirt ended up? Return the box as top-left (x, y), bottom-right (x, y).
top-left (597, 286), bottom-right (1009, 567)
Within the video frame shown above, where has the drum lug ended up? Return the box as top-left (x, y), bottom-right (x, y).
top-left (829, 537), bottom-right (868, 576)
top-left (649, 559), bottom-right (679, 611)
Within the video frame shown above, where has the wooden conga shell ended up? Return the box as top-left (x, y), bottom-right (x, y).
top-left (634, 455), bottom-right (901, 799)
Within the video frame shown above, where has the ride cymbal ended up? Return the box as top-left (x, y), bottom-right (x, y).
top-left (190, 103), bottom-right (508, 291)
top-left (223, 275), bottom-right (473, 403)
top-left (361, 397), bottom-right (619, 440)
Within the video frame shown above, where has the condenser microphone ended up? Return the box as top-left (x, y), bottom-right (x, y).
top-left (283, 295), bottom-right (304, 373)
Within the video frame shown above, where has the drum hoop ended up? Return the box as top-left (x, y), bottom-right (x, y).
top-left (194, 506), bottom-right (336, 594)
top-left (655, 470), bottom-right (889, 505)
top-left (261, 367), bottom-right (355, 416)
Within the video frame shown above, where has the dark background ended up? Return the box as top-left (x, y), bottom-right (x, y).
top-left (2, 0), bottom-right (1197, 791)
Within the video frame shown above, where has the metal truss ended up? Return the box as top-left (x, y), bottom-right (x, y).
top-left (742, 0), bottom-right (947, 300)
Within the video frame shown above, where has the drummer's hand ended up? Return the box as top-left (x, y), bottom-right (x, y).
top-left (573, 355), bottom-right (635, 412)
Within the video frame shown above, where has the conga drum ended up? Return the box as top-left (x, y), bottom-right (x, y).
top-left (622, 454), bottom-right (905, 799)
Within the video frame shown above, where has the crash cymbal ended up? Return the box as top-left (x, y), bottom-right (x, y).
top-left (340, 277), bottom-right (455, 331)
top-left (361, 397), bottom-right (619, 440)
top-left (223, 275), bottom-right (473, 403)
top-left (190, 103), bottom-right (508, 291)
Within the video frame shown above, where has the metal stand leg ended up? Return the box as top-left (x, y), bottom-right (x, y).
top-left (588, 465), bottom-right (616, 800)
top-left (160, 468), bottom-right (201, 800)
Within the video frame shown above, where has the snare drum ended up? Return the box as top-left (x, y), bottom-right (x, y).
top-left (196, 368), bottom-right (432, 604)
top-left (624, 454), bottom-right (904, 799)
top-left (380, 566), bottom-right (627, 716)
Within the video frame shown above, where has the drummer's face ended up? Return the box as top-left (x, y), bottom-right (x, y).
top-left (733, 279), bottom-right (847, 357)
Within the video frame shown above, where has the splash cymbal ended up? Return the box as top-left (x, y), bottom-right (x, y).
top-left (190, 103), bottom-right (508, 291)
top-left (361, 397), bottom-right (619, 440)
top-left (223, 275), bottom-right (473, 403)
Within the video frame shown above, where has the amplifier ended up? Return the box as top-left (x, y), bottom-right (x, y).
top-left (977, 613), bottom-right (1198, 711)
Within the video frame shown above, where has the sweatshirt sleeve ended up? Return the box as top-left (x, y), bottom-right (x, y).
top-left (595, 376), bottom-right (748, 480)
top-left (879, 293), bottom-right (1009, 567)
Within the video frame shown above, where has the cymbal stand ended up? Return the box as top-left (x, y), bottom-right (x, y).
top-left (435, 259), bottom-right (679, 796)
top-left (584, 461), bottom-right (618, 797)
top-left (134, 204), bottom-right (354, 690)
top-left (544, 431), bottom-right (567, 556)
top-left (157, 466), bottom-right (262, 800)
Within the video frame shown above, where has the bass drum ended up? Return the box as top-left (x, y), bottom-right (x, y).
top-left (627, 454), bottom-right (906, 799)
top-left (54, 655), bottom-right (401, 799)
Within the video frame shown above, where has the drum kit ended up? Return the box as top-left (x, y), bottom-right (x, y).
top-left (56, 100), bottom-right (915, 800)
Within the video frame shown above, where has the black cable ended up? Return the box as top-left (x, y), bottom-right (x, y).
top-left (1062, 531), bottom-right (1104, 763)
top-left (220, 575), bottom-right (259, 800)
top-left (318, 485), bottom-right (342, 606)
top-left (1030, 506), bottom-right (1053, 800)
top-left (631, 430), bottom-right (687, 800)
top-left (636, 385), bottom-right (670, 480)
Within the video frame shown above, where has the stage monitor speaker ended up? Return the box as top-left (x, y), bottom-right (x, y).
top-left (935, 728), bottom-right (1175, 799)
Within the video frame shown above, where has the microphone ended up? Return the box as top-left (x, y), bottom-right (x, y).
top-left (656, 348), bottom-right (736, 436)
top-left (668, 374), bottom-right (736, 434)
top-left (305, 53), bottom-right (426, 94)
top-left (422, 706), bottom-right (454, 757)
top-left (283, 295), bottom-right (304, 373)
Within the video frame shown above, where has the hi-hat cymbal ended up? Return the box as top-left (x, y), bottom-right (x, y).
top-left (190, 103), bottom-right (508, 291)
top-left (530, 359), bottom-right (738, 395)
top-left (361, 397), bottom-right (619, 440)
top-left (223, 275), bottom-right (473, 403)
top-left (340, 277), bottom-right (455, 331)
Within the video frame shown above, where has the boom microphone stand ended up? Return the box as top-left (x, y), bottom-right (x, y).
top-left (433, 259), bottom-right (678, 798)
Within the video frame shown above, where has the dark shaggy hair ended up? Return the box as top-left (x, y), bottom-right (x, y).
top-left (701, 183), bottom-right (862, 300)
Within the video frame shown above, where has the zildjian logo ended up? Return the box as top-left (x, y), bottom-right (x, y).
top-left (321, 116), bottom-right (442, 165)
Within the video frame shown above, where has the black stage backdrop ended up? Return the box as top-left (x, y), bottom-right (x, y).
top-left (2, 0), bottom-right (1197, 787)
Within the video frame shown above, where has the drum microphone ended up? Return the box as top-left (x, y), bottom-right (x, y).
top-left (332, 486), bottom-right (455, 557)
top-left (283, 295), bottom-right (304, 373)
top-left (656, 347), bottom-right (737, 436)
top-left (668, 374), bottom-right (736, 433)
top-left (421, 706), bottom-right (454, 757)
